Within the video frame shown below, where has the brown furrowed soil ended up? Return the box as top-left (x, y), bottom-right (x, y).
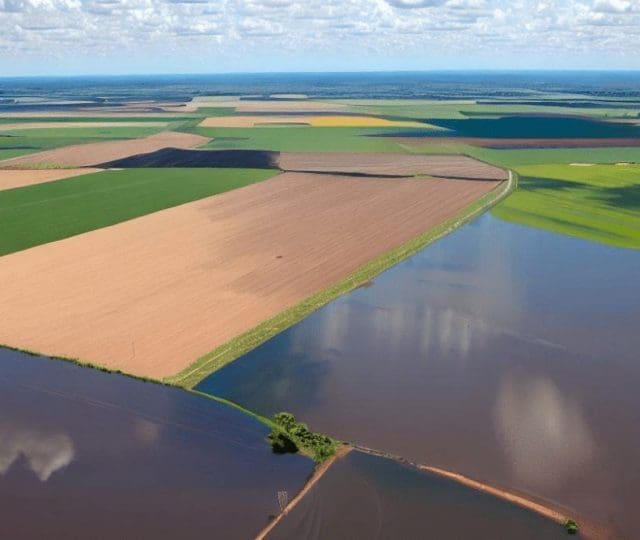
top-left (1, 131), bottom-right (210, 168)
top-left (393, 136), bottom-right (640, 149)
top-left (0, 168), bottom-right (103, 191)
top-left (0, 171), bottom-right (501, 379)
top-left (278, 152), bottom-right (507, 180)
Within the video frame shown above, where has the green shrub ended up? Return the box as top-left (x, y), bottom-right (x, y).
top-left (269, 412), bottom-right (338, 463)
top-left (564, 519), bottom-right (579, 535)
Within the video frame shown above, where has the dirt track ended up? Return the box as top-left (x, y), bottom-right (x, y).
top-left (0, 168), bottom-right (103, 191)
top-left (278, 152), bottom-right (507, 180)
top-left (0, 171), bottom-right (501, 379)
top-left (1, 131), bottom-right (210, 168)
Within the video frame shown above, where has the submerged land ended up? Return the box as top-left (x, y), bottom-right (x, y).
top-left (1, 73), bottom-right (639, 539)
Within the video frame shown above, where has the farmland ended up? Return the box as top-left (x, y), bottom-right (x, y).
top-left (0, 167), bottom-right (277, 256)
top-left (493, 163), bottom-right (640, 249)
top-left (0, 169), bottom-right (504, 378)
top-left (1, 74), bottom-right (640, 540)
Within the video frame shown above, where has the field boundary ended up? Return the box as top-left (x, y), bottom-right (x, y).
top-left (166, 170), bottom-right (516, 388)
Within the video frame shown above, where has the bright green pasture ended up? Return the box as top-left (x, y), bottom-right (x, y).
top-left (493, 164), bottom-right (640, 249)
top-left (0, 167), bottom-right (277, 256)
top-left (193, 127), bottom-right (424, 152)
top-left (337, 99), bottom-right (640, 121)
top-left (0, 126), bottom-right (164, 139)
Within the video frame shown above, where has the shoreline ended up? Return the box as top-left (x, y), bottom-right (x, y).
top-left (254, 445), bottom-right (353, 540)
top-left (167, 169), bottom-right (516, 388)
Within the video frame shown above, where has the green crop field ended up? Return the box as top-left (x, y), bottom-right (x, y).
top-left (0, 125), bottom-right (169, 162)
top-left (493, 164), bottom-right (640, 249)
top-left (0, 167), bottom-right (277, 256)
top-left (193, 126), bottom-right (424, 152)
top-left (0, 126), bottom-right (164, 139)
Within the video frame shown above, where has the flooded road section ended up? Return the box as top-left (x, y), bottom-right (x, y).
top-left (199, 214), bottom-right (640, 538)
top-left (270, 451), bottom-right (569, 540)
top-left (0, 348), bottom-right (313, 540)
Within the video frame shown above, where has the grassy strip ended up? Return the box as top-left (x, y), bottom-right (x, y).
top-left (167, 171), bottom-right (516, 389)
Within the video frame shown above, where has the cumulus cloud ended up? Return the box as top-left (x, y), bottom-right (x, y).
top-left (0, 0), bottom-right (639, 73)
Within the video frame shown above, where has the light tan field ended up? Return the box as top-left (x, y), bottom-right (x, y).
top-left (0, 170), bottom-right (501, 379)
top-left (0, 131), bottom-right (210, 168)
top-left (198, 115), bottom-right (431, 128)
top-left (165, 96), bottom-right (349, 114)
top-left (0, 122), bottom-right (168, 130)
top-left (278, 152), bottom-right (508, 180)
top-left (0, 168), bottom-right (103, 191)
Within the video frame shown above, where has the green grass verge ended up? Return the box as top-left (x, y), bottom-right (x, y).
top-left (189, 126), bottom-right (427, 153)
top-left (166, 171), bottom-right (515, 388)
top-left (493, 163), bottom-right (640, 249)
top-left (0, 126), bottom-right (164, 139)
top-left (0, 167), bottom-right (278, 256)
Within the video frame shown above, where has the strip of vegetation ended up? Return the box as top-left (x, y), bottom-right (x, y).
top-left (167, 171), bottom-right (516, 388)
top-left (564, 519), bottom-right (579, 535)
top-left (268, 412), bottom-right (338, 463)
top-left (0, 167), bottom-right (278, 256)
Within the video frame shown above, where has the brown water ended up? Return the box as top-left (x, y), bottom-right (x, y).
top-left (199, 214), bottom-right (640, 538)
top-left (0, 348), bottom-right (313, 540)
top-left (270, 451), bottom-right (570, 540)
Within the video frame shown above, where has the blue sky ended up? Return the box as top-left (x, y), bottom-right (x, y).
top-left (0, 0), bottom-right (638, 76)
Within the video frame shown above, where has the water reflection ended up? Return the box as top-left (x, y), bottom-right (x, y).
top-left (200, 214), bottom-right (640, 535)
top-left (494, 374), bottom-right (597, 490)
top-left (0, 419), bottom-right (74, 481)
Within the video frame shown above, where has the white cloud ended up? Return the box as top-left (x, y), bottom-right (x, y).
top-left (0, 0), bottom-right (639, 73)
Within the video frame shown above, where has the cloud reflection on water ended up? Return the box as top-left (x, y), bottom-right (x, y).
top-left (494, 374), bottom-right (597, 491)
top-left (0, 419), bottom-right (75, 482)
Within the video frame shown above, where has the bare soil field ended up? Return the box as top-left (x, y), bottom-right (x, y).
top-left (166, 97), bottom-right (349, 114)
top-left (0, 171), bottom-right (501, 379)
top-left (1, 131), bottom-right (210, 168)
top-left (393, 137), bottom-right (640, 149)
top-left (278, 152), bottom-right (507, 180)
top-left (0, 168), bottom-right (103, 191)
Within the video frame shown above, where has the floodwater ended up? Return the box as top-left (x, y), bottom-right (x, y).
top-left (270, 451), bottom-right (569, 540)
top-left (198, 213), bottom-right (640, 538)
top-left (0, 348), bottom-right (313, 540)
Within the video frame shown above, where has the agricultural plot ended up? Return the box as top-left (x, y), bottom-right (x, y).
top-left (493, 163), bottom-right (640, 249)
top-left (0, 168), bottom-right (103, 191)
top-left (2, 131), bottom-right (209, 168)
top-left (0, 167), bottom-right (276, 256)
top-left (195, 126), bottom-right (422, 152)
top-left (278, 152), bottom-right (506, 180)
top-left (0, 168), bottom-right (503, 379)
top-left (199, 114), bottom-right (434, 128)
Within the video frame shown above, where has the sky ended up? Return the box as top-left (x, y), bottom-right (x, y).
top-left (0, 0), bottom-right (639, 76)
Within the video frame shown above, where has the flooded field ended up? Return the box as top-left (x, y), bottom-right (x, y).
top-left (199, 213), bottom-right (640, 537)
top-left (0, 348), bottom-right (313, 539)
top-left (270, 451), bottom-right (568, 540)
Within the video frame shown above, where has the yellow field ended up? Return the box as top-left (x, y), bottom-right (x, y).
top-left (305, 115), bottom-right (434, 128)
top-left (199, 114), bottom-right (439, 129)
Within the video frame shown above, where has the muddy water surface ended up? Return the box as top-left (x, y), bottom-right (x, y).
top-left (199, 214), bottom-right (640, 538)
top-left (270, 451), bottom-right (569, 540)
top-left (0, 348), bottom-right (313, 540)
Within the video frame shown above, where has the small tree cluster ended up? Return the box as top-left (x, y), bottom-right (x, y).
top-left (268, 412), bottom-right (337, 463)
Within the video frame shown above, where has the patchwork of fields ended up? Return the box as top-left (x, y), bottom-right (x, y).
top-left (0, 167), bottom-right (502, 378)
top-left (1, 90), bottom-right (640, 539)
